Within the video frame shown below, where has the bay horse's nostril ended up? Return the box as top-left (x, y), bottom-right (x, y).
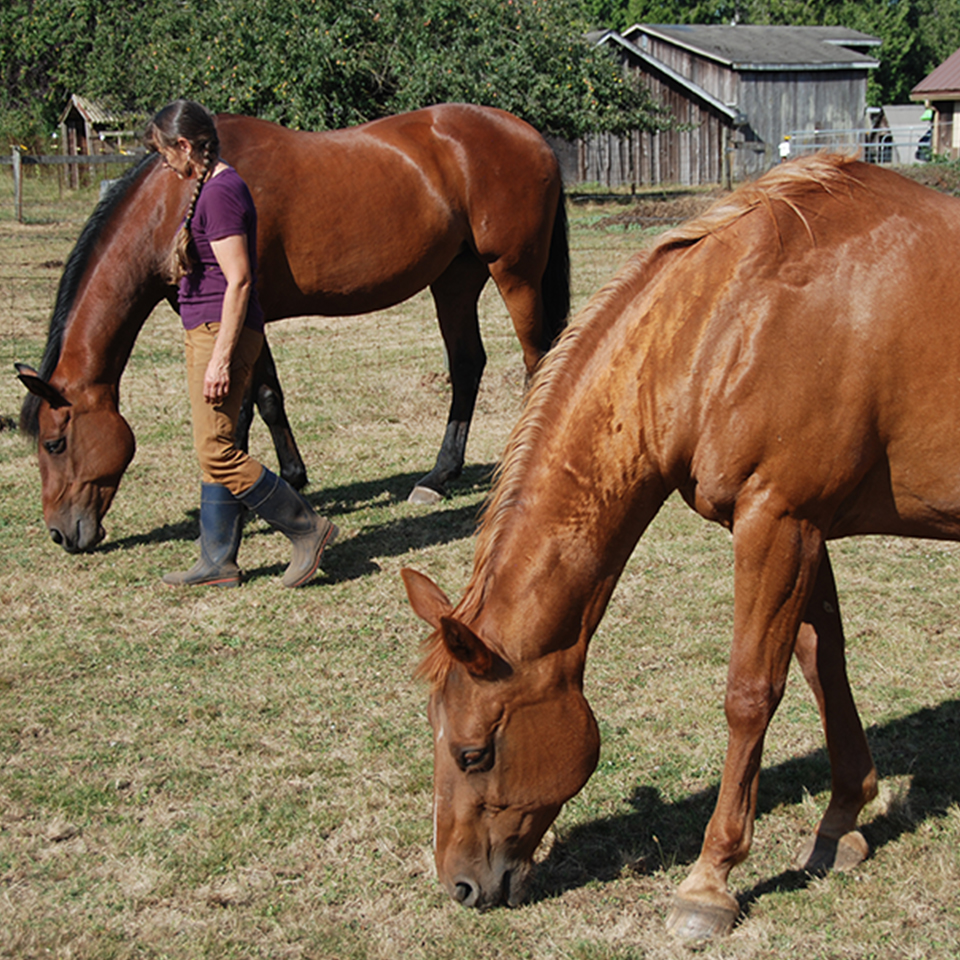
top-left (452, 879), bottom-right (479, 907)
top-left (49, 528), bottom-right (63, 545)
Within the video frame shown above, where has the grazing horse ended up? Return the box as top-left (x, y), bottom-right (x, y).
top-left (402, 154), bottom-right (959, 938)
top-left (19, 104), bottom-right (569, 553)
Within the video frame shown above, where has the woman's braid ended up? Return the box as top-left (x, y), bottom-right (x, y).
top-left (171, 140), bottom-right (217, 282)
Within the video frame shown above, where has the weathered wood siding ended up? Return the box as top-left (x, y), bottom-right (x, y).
top-left (569, 33), bottom-right (873, 186)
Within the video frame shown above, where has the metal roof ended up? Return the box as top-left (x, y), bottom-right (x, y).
top-left (911, 46), bottom-right (960, 99)
top-left (622, 24), bottom-right (880, 72)
top-left (58, 94), bottom-right (118, 126)
top-left (598, 30), bottom-right (741, 122)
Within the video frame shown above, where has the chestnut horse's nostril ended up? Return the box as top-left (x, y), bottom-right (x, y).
top-left (452, 879), bottom-right (479, 907)
top-left (49, 528), bottom-right (63, 545)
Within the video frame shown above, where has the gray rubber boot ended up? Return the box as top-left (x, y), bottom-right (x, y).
top-left (239, 468), bottom-right (337, 588)
top-left (162, 484), bottom-right (242, 587)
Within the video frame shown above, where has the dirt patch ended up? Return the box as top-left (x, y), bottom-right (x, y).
top-left (590, 191), bottom-right (725, 231)
top-left (897, 163), bottom-right (960, 196)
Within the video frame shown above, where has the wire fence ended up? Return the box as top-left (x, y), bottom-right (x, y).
top-left (2, 151), bottom-right (143, 223)
top-left (785, 124), bottom-right (936, 166)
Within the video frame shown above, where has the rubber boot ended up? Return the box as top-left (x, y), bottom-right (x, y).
top-left (162, 484), bottom-right (243, 587)
top-left (240, 467), bottom-right (337, 588)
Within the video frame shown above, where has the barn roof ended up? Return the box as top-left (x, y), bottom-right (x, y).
top-left (597, 30), bottom-right (742, 122)
top-left (911, 46), bottom-right (960, 99)
top-left (622, 24), bottom-right (880, 72)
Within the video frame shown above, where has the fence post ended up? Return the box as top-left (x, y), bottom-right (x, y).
top-left (12, 148), bottom-right (23, 223)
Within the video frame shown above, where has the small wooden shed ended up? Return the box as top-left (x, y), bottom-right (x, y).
top-left (572, 24), bottom-right (880, 187)
top-left (910, 47), bottom-right (960, 159)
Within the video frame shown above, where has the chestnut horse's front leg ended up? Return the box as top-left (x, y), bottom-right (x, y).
top-left (666, 500), bottom-right (825, 940)
top-left (793, 545), bottom-right (877, 872)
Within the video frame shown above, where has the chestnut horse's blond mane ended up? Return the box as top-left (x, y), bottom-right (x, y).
top-left (417, 153), bottom-right (863, 686)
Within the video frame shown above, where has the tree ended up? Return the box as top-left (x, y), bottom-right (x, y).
top-left (0, 0), bottom-right (665, 143)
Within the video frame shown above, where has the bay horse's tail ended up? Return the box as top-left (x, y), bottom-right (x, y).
top-left (541, 189), bottom-right (570, 348)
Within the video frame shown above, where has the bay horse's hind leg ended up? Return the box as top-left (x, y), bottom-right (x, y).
top-left (793, 545), bottom-right (878, 873)
top-left (235, 338), bottom-right (308, 491)
top-left (409, 252), bottom-right (490, 504)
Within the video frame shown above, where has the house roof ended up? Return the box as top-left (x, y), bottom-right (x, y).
top-left (911, 46), bottom-right (960, 99)
top-left (622, 24), bottom-right (880, 72)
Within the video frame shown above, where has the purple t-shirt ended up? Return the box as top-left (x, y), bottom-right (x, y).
top-left (178, 166), bottom-right (265, 333)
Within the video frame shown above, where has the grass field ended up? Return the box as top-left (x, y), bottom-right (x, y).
top-left (0, 172), bottom-right (958, 959)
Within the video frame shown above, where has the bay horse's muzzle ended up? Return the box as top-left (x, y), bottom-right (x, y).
top-left (48, 516), bottom-right (106, 554)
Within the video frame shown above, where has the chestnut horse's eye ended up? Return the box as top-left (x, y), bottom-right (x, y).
top-left (457, 745), bottom-right (494, 773)
top-left (43, 437), bottom-right (67, 456)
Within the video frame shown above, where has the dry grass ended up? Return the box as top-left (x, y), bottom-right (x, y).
top-left (0, 177), bottom-right (957, 959)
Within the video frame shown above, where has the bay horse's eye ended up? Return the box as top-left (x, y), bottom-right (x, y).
top-left (43, 437), bottom-right (67, 456)
top-left (457, 745), bottom-right (493, 773)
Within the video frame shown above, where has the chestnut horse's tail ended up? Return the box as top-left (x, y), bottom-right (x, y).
top-left (541, 189), bottom-right (570, 349)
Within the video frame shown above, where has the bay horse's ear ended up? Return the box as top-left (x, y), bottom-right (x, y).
top-left (401, 567), bottom-right (453, 629)
top-left (15, 364), bottom-right (70, 409)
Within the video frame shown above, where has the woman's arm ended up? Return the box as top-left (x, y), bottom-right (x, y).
top-left (205, 233), bottom-right (253, 403)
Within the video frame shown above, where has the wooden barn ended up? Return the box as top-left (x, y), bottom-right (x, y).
top-left (563, 24), bottom-right (880, 188)
top-left (911, 46), bottom-right (960, 159)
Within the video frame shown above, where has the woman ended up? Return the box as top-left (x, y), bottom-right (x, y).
top-left (144, 100), bottom-right (336, 588)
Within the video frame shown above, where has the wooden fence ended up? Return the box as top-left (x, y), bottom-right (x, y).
top-left (3, 151), bottom-right (143, 223)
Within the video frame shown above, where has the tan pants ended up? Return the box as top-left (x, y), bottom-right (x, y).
top-left (184, 323), bottom-right (265, 495)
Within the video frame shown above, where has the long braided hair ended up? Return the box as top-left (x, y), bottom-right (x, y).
top-left (143, 100), bottom-right (220, 283)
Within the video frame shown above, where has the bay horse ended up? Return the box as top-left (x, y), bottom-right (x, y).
top-left (18, 104), bottom-right (568, 553)
top-left (402, 154), bottom-right (958, 938)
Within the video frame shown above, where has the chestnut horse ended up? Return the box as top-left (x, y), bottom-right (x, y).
top-left (19, 104), bottom-right (568, 553)
top-left (403, 154), bottom-right (959, 938)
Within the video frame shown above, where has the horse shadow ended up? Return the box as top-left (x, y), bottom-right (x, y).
top-left (530, 699), bottom-right (960, 918)
top-left (101, 463), bottom-right (496, 582)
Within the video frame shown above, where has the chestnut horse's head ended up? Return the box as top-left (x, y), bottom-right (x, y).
top-left (18, 365), bottom-right (135, 553)
top-left (402, 568), bottom-right (600, 909)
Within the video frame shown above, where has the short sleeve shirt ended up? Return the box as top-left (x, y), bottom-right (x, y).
top-left (178, 166), bottom-right (265, 333)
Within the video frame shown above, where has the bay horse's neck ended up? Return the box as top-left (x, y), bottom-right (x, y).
top-left (458, 260), bottom-right (679, 667)
top-left (49, 157), bottom-right (189, 391)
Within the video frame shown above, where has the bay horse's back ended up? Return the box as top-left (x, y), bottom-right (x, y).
top-left (216, 104), bottom-right (567, 347)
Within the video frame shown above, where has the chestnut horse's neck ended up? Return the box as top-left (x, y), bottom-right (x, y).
top-left (451, 267), bottom-right (676, 670)
top-left (22, 155), bottom-right (187, 431)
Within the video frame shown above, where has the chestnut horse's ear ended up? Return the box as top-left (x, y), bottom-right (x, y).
top-left (439, 616), bottom-right (504, 679)
top-left (15, 364), bottom-right (70, 409)
top-left (401, 567), bottom-right (453, 629)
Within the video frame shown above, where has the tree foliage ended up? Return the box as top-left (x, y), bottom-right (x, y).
top-left (1, 0), bottom-right (662, 145)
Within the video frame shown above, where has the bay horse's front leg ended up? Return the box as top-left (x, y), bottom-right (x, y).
top-left (793, 545), bottom-right (877, 872)
top-left (409, 254), bottom-right (489, 505)
top-left (235, 338), bottom-right (308, 491)
top-left (666, 503), bottom-right (825, 940)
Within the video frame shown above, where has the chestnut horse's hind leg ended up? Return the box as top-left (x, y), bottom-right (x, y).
top-left (667, 502), bottom-right (825, 941)
top-left (409, 253), bottom-right (490, 504)
top-left (235, 338), bottom-right (308, 491)
top-left (793, 545), bottom-right (877, 873)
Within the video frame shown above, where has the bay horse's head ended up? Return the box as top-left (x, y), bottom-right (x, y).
top-left (18, 364), bottom-right (135, 553)
top-left (402, 568), bottom-right (600, 909)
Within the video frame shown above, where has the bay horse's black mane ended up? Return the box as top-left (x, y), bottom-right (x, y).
top-left (19, 153), bottom-right (160, 436)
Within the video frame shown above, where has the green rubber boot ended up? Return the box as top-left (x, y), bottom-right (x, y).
top-left (240, 468), bottom-right (337, 587)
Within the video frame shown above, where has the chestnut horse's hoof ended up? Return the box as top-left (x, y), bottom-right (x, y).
top-left (794, 829), bottom-right (869, 874)
top-left (666, 896), bottom-right (738, 940)
top-left (408, 485), bottom-right (444, 505)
